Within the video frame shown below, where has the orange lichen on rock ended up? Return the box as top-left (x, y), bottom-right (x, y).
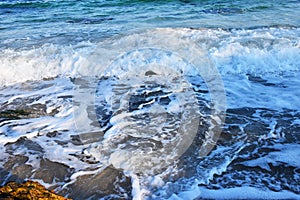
top-left (0, 180), bottom-right (71, 200)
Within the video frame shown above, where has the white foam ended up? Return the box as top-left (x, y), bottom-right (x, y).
top-left (205, 28), bottom-right (300, 75)
top-left (129, 173), bottom-right (148, 200)
top-left (0, 27), bottom-right (299, 199)
top-left (169, 183), bottom-right (201, 200)
top-left (199, 186), bottom-right (300, 199)
top-left (0, 42), bottom-right (94, 86)
top-left (241, 143), bottom-right (300, 169)
top-left (222, 72), bottom-right (300, 110)
top-left (0, 28), bottom-right (299, 87)
top-left (197, 142), bottom-right (246, 184)
top-left (148, 175), bottom-right (164, 187)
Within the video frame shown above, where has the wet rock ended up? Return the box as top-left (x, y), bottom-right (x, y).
top-left (60, 166), bottom-right (131, 199)
top-left (46, 131), bottom-right (59, 138)
top-left (227, 107), bottom-right (257, 116)
top-left (3, 155), bottom-right (33, 182)
top-left (70, 131), bottom-right (104, 146)
top-left (33, 158), bottom-right (74, 185)
top-left (0, 180), bottom-right (71, 200)
top-left (5, 136), bottom-right (44, 154)
top-left (3, 137), bottom-right (74, 186)
top-left (0, 109), bottom-right (30, 121)
top-left (244, 122), bottom-right (270, 136)
top-left (3, 155), bottom-right (74, 187)
top-left (0, 101), bottom-right (59, 122)
top-left (145, 70), bottom-right (157, 76)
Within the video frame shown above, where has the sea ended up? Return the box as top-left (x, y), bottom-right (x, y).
top-left (0, 0), bottom-right (299, 199)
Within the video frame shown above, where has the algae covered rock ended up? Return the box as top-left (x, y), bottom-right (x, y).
top-left (0, 180), bottom-right (71, 200)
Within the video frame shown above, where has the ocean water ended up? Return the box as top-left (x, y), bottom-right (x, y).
top-left (0, 0), bottom-right (300, 199)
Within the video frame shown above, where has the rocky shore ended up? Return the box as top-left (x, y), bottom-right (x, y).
top-left (0, 180), bottom-right (70, 200)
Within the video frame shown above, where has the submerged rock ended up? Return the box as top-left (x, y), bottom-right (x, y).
top-left (0, 180), bottom-right (71, 200)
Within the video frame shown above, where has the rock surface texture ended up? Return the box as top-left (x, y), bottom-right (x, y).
top-left (0, 181), bottom-right (71, 200)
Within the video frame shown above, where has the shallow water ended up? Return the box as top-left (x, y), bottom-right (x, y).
top-left (0, 0), bottom-right (300, 199)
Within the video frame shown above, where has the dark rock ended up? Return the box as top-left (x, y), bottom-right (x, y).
top-left (33, 158), bottom-right (74, 184)
top-left (60, 166), bottom-right (131, 199)
top-left (0, 109), bottom-right (30, 121)
top-left (46, 131), bottom-right (59, 138)
top-left (145, 70), bottom-right (157, 76)
top-left (3, 155), bottom-right (33, 182)
top-left (5, 136), bottom-right (44, 153)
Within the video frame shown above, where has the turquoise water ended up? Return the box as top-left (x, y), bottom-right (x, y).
top-left (1, 0), bottom-right (299, 49)
top-left (0, 1), bottom-right (300, 199)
